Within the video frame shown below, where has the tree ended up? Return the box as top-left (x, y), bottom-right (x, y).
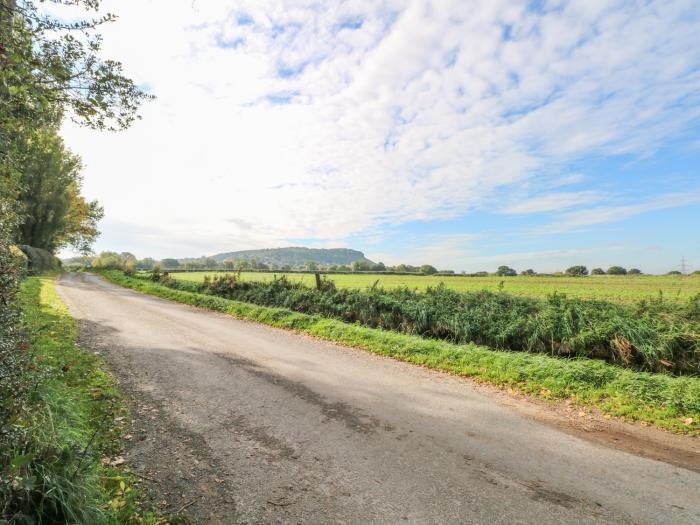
top-left (16, 127), bottom-right (103, 253)
top-left (628, 268), bottom-right (642, 275)
top-left (495, 265), bottom-right (516, 276)
top-left (1, 0), bottom-right (150, 253)
top-left (304, 260), bottom-right (318, 271)
top-left (607, 266), bottom-right (627, 275)
top-left (183, 261), bottom-right (203, 270)
top-left (160, 258), bottom-right (180, 269)
top-left (91, 251), bottom-right (134, 270)
top-left (136, 258), bottom-right (156, 270)
top-left (372, 262), bottom-right (386, 272)
top-left (520, 269), bottom-right (535, 275)
top-left (420, 264), bottom-right (438, 275)
top-left (591, 268), bottom-right (605, 275)
top-left (1, 0), bottom-right (151, 133)
top-left (352, 260), bottom-right (371, 272)
top-left (222, 259), bottom-right (235, 270)
top-left (565, 265), bottom-right (588, 276)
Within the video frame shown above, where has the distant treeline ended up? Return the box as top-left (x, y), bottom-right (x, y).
top-left (69, 252), bottom-right (699, 277)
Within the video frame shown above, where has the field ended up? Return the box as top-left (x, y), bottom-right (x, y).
top-left (169, 272), bottom-right (700, 304)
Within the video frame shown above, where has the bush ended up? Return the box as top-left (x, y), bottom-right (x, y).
top-left (591, 268), bottom-right (605, 275)
top-left (566, 265), bottom-right (588, 276)
top-left (628, 268), bottom-right (642, 275)
top-left (607, 266), bottom-right (627, 275)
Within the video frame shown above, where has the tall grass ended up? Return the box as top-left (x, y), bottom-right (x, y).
top-left (1, 276), bottom-right (164, 524)
top-left (153, 273), bottom-right (700, 375)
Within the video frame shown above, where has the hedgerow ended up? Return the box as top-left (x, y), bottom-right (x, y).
top-left (153, 273), bottom-right (700, 375)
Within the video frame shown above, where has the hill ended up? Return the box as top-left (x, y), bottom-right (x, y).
top-left (208, 247), bottom-right (372, 267)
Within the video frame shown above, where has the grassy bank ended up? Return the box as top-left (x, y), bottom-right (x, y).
top-left (2, 275), bottom-right (168, 524)
top-left (156, 272), bottom-right (700, 375)
top-left (100, 270), bottom-right (700, 436)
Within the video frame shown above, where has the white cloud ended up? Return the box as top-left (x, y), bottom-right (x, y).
top-left (536, 191), bottom-right (700, 234)
top-left (59, 0), bottom-right (700, 258)
top-left (503, 191), bottom-right (602, 214)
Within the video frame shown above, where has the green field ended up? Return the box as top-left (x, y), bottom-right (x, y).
top-left (169, 272), bottom-right (700, 304)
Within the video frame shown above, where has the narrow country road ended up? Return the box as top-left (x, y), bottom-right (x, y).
top-left (56, 273), bottom-right (700, 524)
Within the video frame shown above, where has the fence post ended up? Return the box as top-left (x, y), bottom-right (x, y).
top-left (315, 272), bottom-right (322, 290)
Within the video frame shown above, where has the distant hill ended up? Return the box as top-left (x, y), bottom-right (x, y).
top-left (208, 247), bottom-right (372, 267)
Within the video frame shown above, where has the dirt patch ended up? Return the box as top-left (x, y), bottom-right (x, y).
top-left (75, 319), bottom-right (239, 524)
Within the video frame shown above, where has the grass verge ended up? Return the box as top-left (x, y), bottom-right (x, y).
top-left (99, 270), bottom-right (700, 436)
top-left (8, 275), bottom-right (173, 524)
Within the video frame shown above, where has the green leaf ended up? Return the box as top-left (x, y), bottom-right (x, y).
top-left (11, 453), bottom-right (34, 470)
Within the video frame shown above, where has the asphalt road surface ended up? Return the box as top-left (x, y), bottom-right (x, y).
top-left (57, 272), bottom-right (700, 524)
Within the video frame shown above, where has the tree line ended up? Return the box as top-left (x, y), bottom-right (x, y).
top-left (1, 1), bottom-right (147, 521)
top-left (77, 254), bottom-right (699, 277)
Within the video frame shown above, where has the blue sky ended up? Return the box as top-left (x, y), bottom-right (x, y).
top-left (60, 0), bottom-right (700, 273)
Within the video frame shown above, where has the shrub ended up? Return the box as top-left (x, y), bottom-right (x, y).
top-left (607, 266), bottom-right (627, 275)
top-left (18, 245), bottom-right (61, 275)
top-left (566, 265), bottom-right (588, 276)
top-left (520, 269), bottom-right (535, 275)
top-left (591, 268), bottom-right (605, 275)
top-left (667, 271), bottom-right (682, 276)
top-left (628, 268), bottom-right (642, 275)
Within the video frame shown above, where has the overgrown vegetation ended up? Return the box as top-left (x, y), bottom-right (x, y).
top-left (1, 276), bottom-right (167, 524)
top-left (148, 272), bottom-right (700, 375)
top-left (99, 270), bottom-right (700, 435)
top-left (1, 1), bottom-right (149, 521)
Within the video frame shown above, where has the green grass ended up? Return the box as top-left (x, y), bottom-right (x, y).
top-left (101, 270), bottom-right (700, 436)
top-left (170, 271), bottom-right (700, 304)
top-left (8, 275), bottom-right (172, 524)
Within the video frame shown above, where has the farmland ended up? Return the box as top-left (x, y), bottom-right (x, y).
top-left (169, 271), bottom-right (700, 304)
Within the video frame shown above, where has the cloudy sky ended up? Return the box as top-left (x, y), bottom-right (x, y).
top-left (60, 0), bottom-right (700, 272)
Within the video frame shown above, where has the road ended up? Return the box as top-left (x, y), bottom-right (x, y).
top-left (57, 273), bottom-right (700, 524)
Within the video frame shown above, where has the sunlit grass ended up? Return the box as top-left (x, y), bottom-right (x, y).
top-left (11, 276), bottom-right (169, 524)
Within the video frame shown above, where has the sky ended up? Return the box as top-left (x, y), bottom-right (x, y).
top-left (58, 0), bottom-right (700, 273)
